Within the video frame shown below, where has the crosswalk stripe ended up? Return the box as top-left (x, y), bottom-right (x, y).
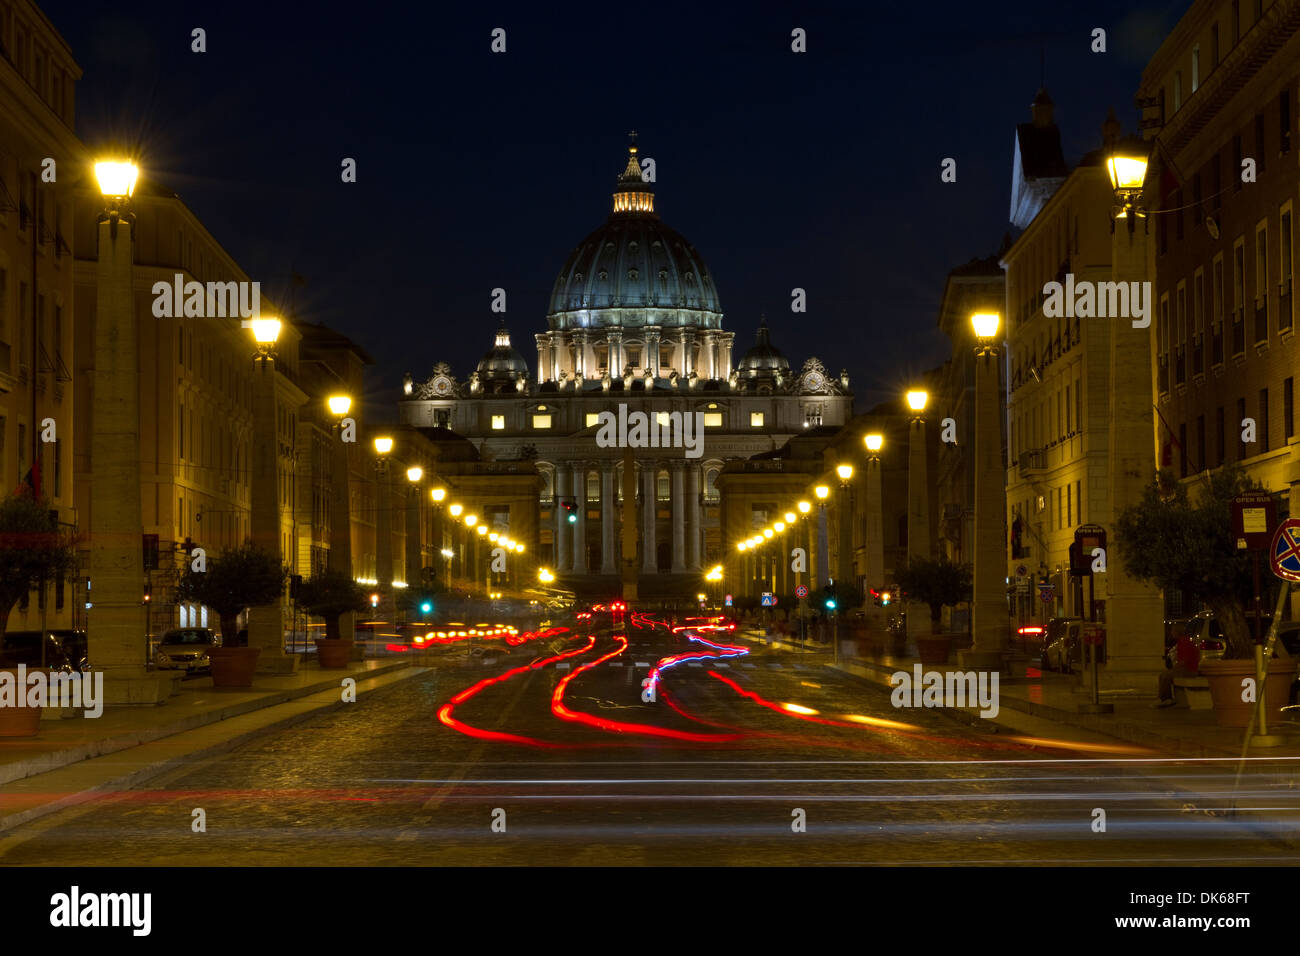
top-left (556, 662), bottom-right (570, 670)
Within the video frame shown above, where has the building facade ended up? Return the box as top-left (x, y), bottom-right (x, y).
top-left (399, 139), bottom-right (853, 596)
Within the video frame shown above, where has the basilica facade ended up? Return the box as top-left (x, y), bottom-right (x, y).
top-left (399, 138), bottom-right (852, 594)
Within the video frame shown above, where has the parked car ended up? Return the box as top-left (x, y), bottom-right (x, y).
top-left (0, 629), bottom-right (88, 671)
top-left (153, 627), bottom-right (220, 672)
top-left (1040, 617), bottom-right (1082, 672)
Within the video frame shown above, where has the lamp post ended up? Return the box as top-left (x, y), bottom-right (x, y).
top-left (835, 463), bottom-right (854, 599)
top-left (326, 395), bottom-right (355, 642)
top-left (1096, 116), bottom-right (1164, 694)
top-left (247, 317), bottom-right (296, 672)
top-left (448, 503), bottom-right (464, 586)
top-left (905, 389), bottom-right (930, 643)
top-left (404, 466), bottom-right (425, 619)
top-left (430, 486), bottom-right (447, 594)
top-left (372, 436), bottom-right (395, 627)
top-left (89, 158), bottom-right (170, 702)
top-left (961, 313), bottom-right (1007, 670)
top-left (863, 434), bottom-right (885, 628)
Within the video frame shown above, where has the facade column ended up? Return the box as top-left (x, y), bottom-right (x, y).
top-left (684, 464), bottom-right (701, 570)
top-left (671, 463), bottom-right (686, 572)
top-left (720, 333), bottom-right (734, 380)
top-left (680, 330), bottom-right (694, 376)
top-left (552, 331), bottom-right (567, 380)
top-left (641, 464), bottom-right (657, 570)
top-left (608, 330), bottom-right (623, 377)
top-left (645, 328), bottom-right (661, 378)
top-left (702, 331), bottom-right (717, 379)
top-left (375, 463), bottom-right (395, 615)
top-left (535, 334), bottom-right (551, 384)
top-left (865, 456), bottom-right (885, 624)
top-left (600, 463), bottom-right (618, 574)
top-left (964, 344), bottom-right (1010, 668)
top-left (555, 464), bottom-right (572, 572)
top-left (572, 462), bottom-right (588, 573)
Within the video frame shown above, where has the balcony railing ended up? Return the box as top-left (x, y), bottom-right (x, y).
top-left (1211, 325), bottom-right (1224, 366)
top-left (1255, 300), bottom-right (1269, 344)
top-left (1231, 309), bottom-right (1245, 356)
top-left (1018, 448), bottom-right (1045, 478)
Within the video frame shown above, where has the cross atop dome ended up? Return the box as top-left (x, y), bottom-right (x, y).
top-left (613, 133), bottom-right (655, 216)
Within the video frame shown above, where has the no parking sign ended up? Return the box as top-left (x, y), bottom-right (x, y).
top-left (1269, 518), bottom-right (1300, 582)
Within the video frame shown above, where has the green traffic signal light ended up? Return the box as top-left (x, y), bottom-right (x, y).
top-left (825, 598), bottom-right (836, 610)
top-left (420, 600), bottom-right (433, 614)
top-left (567, 514), bottom-right (577, 524)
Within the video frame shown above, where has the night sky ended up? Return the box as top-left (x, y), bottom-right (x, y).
top-left (43, 0), bottom-right (1184, 418)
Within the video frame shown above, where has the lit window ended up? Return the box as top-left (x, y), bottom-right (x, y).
top-left (656, 411), bottom-right (670, 426)
top-left (491, 415), bottom-right (505, 430)
top-left (585, 412), bottom-right (601, 427)
top-left (750, 412), bottom-right (765, 427)
top-left (533, 415), bottom-right (552, 429)
top-left (703, 412), bottom-right (723, 427)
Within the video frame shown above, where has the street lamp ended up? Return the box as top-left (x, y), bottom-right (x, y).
top-left (373, 436), bottom-right (394, 457)
top-left (965, 310), bottom-right (1006, 670)
top-left (863, 433), bottom-right (885, 620)
top-left (835, 464), bottom-right (854, 603)
top-left (905, 387), bottom-right (931, 644)
top-left (538, 568), bottom-right (555, 584)
top-left (864, 433), bottom-right (883, 457)
top-left (406, 466), bottom-right (423, 483)
top-left (449, 503), bottom-right (463, 518)
top-left (328, 395), bottom-right (352, 418)
top-left (250, 317), bottom-right (281, 357)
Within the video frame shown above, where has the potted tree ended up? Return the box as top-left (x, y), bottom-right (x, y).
top-left (1116, 467), bottom-right (1295, 727)
top-left (298, 567), bottom-right (371, 668)
top-left (0, 493), bottom-right (78, 737)
top-left (894, 556), bottom-right (973, 664)
top-left (175, 543), bottom-right (287, 688)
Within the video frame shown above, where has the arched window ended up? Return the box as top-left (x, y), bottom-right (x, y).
top-left (657, 471), bottom-right (670, 500)
top-left (587, 473), bottom-right (600, 502)
top-left (704, 468), bottom-right (720, 501)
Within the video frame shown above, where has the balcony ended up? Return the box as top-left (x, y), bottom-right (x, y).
top-left (1017, 448), bottom-right (1045, 478)
top-left (1255, 300), bottom-right (1269, 344)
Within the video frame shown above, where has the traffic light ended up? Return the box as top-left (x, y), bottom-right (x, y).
top-left (823, 583), bottom-right (837, 611)
top-left (419, 597), bottom-right (434, 615)
top-left (561, 499), bottom-right (577, 524)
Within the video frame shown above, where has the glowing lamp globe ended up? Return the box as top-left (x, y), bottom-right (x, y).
top-left (373, 436), bottom-right (393, 456)
top-left (864, 433), bottom-right (883, 453)
top-left (328, 395), bottom-right (352, 417)
top-left (971, 312), bottom-right (1000, 340)
top-left (95, 160), bottom-right (138, 199)
top-left (906, 390), bottom-right (928, 412)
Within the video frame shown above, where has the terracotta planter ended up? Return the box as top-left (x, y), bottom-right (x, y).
top-left (1200, 657), bottom-right (1297, 728)
top-left (315, 638), bottom-right (354, 669)
top-left (209, 646), bottom-right (262, 688)
top-left (915, 635), bottom-right (951, 665)
top-left (0, 667), bottom-right (42, 737)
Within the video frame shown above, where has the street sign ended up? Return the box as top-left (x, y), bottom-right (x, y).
top-left (1015, 564), bottom-right (1027, 578)
top-left (1039, 584), bottom-right (1056, 604)
top-left (1082, 624), bottom-right (1105, 646)
top-left (1074, 523), bottom-right (1106, 554)
top-left (761, 592), bottom-right (774, 607)
top-left (724, 594), bottom-right (733, 607)
top-left (1269, 518), bottom-right (1300, 582)
top-left (1233, 491), bottom-right (1277, 550)
top-left (795, 584), bottom-right (808, 598)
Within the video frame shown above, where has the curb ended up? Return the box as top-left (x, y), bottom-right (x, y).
top-left (0, 666), bottom-right (428, 836)
top-left (0, 659), bottom-right (415, 787)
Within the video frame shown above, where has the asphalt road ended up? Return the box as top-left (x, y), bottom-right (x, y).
top-left (3, 611), bottom-right (1299, 865)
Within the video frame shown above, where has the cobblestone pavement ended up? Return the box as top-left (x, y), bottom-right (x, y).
top-left (3, 615), bottom-right (1299, 865)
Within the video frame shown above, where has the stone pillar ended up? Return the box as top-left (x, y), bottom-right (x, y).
top-left (249, 355), bottom-right (295, 673)
top-left (551, 331), bottom-right (566, 381)
top-left (405, 482), bottom-right (422, 595)
top-left (1101, 216), bottom-right (1165, 690)
top-left (865, 457), bottom-right (885, 621)
top-left (607, 330), bottom-right (622, 379)
top-left (375, 462), bottom-right (395, 618)
top-left (963, 347), bottom-right (1010, 669)
top-left (641, 464), bottom-right (657, 570)
top-left (646, 328), bottom-right (661, 378)
top-left (907, 417), bottom-right (931, 641)
top-left (720, 333), bottom-right (734, 380)
top-left (89, 215), bottom-right (174, 703)
top-left (572, 462), bottom-right (588, 573)
top-left (671, 463), bottom-right (686, 572)
top-left (601, 463), bottom-right (618, 574)
top-left (684, 465), bottom-right (701, 570)
top-left (329, 430), bottom-right (355, 642)
top-left (837, 482), bottom-right (853, 591)
top-left (680, 330), bottom-right (694, 376)
top-left (816, 503), bottom-right (831, 589)
top-left (535, 333), bottom-right (551, 384)
top-left (555, 464), bottom-right (572, 572)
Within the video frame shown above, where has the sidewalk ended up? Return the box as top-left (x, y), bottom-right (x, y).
top-left (0, 658), bottom-right (424, 832)
top-left (739, 628), bottom-right (1300, 758)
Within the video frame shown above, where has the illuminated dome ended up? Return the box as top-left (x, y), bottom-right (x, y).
top-left (476, 328), bottom-right (528, 382)
top-left (737, 318), bottom-right (789, 380)
top-left (547, 135), bottom-right (722, 331)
